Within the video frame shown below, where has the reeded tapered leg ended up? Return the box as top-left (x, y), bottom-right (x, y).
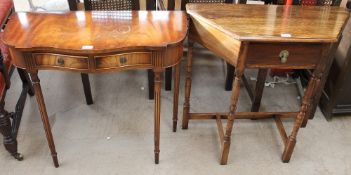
top-left (30, 72), bottom-right (59, 168)
top-left (220, 67), bottom-right (245, 165)
top-left (81, 73), bottom-right (93, 105)
top-left (251, 69), bottom-right (268, 112)
top-left (173, 63), bottom-right (180, 132)
top-left (0, 108), bottom-right (23, 160)
top-left (182, 42), bottom-right (194, 129)
top-left (153, 70), bottom-right (162, 164)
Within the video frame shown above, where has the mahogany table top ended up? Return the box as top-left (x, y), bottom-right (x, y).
top-left (3, 11), bottom-right (188, 53)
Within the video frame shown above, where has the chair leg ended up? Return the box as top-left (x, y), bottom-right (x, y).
top-left (251, 69), bottom-right (268, 112)
top-left (172, 63), bottom-right (180, 132)
top-left (80, 73), bottom-right (93, 105)
top-left (165, 67), bottom-right (172, 91)
top-left (148, 70), bottom-right (154, 100)
top-left (10, 68), bottom-right (34, 138)
top-left (17, 68), bottom-right (34, 96)
top-left (182, 41), bottom-right (194, 130)
top-left (0, 107), bottom-right (23, 161)
top-left (225, 63), bottom-right (235, 91)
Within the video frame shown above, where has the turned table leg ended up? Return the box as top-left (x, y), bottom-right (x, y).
top-left (0, 108), bottom-right (23, 160)
top-left (182, 41), bottom-right (194, 130)
top-left (220, 66), bottom-right (245, 165)
top-left (301, 42), bottom-right (340, 127)
top-left (30, 72), bottom-right (59, 168)
top-left (173, 63), bottom-right (180, 132)
top-left (282, 74), bottom-right (320, 162)
top-left (282, 44), bottom-right (334, 162)
top-left (153, 70), bottom-right (162, 164)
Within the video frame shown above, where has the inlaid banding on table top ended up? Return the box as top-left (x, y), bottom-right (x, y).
top-left (3, 11), bottom-right (188, 53)
top-left (186, 4), bottom-right (349, 42)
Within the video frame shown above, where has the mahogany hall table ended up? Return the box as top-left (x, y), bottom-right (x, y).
top-left (2, 11), bottom-right (187, 167)
top-left (183, 4), bottom-right (349, 165)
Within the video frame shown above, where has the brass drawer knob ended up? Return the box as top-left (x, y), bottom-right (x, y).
top-left (119, 57), bottom-right (127, 64)
top-left (279, 50), bottom-right (289, 64)
top-left (57, 57), bottom-right (65, 65)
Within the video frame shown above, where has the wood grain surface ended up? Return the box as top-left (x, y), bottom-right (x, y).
top-left (3, 11), bottom-right (187, 53)
top-left (187, 4), bottom-right (349, 43)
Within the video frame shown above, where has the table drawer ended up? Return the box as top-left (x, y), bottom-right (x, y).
top-left (95, 52), bottom-right (152, 70)
top-left (33, 53), bottom-right (89, 70)
top-left (246, 43), bottom-right (323, 69)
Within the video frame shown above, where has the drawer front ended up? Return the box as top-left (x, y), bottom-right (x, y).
top-left (95, 52), bottom-right (152, 70)
top-left (34, 53), bottom-right (88, 70)
top-left (246, 43), bottom-right (323, 69)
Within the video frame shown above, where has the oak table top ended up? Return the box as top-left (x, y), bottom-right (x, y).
top-left (2, 10), bottom-right (187, 167)
top-left (187, 4), bottom-right (349, 43)
top-left (183, 4), bottom-right (349, 165)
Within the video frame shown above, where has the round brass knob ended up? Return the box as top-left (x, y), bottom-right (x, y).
top-left (279, 50), bottom-right (289, 64)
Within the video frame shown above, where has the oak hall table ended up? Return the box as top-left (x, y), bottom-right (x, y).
top-left (183, 4), bottom-right (349, 165)
top-left (2, 11), bottom-right (187, 167)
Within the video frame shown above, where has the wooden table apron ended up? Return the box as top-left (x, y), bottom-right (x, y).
top-left (183, 4), bottom-right (349, 165)
top-left (3, 11), bottom-right (187, 167)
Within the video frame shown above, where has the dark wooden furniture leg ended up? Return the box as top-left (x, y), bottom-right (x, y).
top-left (11, 68), bottom-right (35, 138)
top-left (225, 63), bottom-right (234, 91)
top-left (0, 107), bottom-right (23, 160)
top-left (30, 72), bottom-right (59, 168)
top-left (153, 69), bottom-right (162, 164)
top-left (148, 69), bottom-right (154, 100)
top-left (165, 67), bottom-right (172, 91)
top-left (173, 63), bottom-right (180, 132)
top-left (17, 68), bottom-right (34, 96)
top-left (182, 41), bottom-right (193, 130)
top-left (251, 69), bottom-right (268, 112)
top-left (80, 73), bottom-right (93, 105)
